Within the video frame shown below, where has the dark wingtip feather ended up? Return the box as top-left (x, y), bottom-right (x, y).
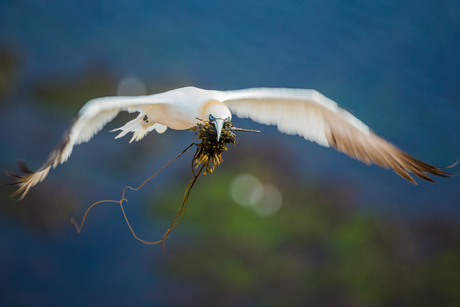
top-left (5, 169), bottom-right (19, 180)
top-left (436, 159), bottom-right (459, 178)
top-left (443, 158), bottom-right (460, 169)
top-left (400, 152), bottom-right (458, 182)
top-left (5, 159), bottom-right (42, 199)
top-left (17, 159), bottom-right (33, 174)
top-left (401, 171), bottom-right (417, 185)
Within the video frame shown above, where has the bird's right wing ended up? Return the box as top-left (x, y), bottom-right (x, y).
top-left (6, 94), bottom-right (171, 199)
top-left (218, 87), bottom-right (455, 183)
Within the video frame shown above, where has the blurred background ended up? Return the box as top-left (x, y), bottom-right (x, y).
top-left (1, 1), bottom-right (460, 306)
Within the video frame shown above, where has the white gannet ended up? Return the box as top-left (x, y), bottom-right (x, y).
top-left (6, 86), bottom-right (455, 199)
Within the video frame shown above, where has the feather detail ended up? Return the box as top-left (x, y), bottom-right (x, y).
top-left (110, 113), bottom-right (168, 142)
top-left (6, 93), bottom-right (173, 199)
top-left (221, 88), bottom-right (456, 184)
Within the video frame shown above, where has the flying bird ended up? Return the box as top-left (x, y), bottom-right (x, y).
top-left (6, 86), bottom-right (454, 199)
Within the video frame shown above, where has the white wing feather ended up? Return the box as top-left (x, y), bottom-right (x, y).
top-left (61, 94), bottom-right (171, 164)
top-left (218, 87), bottom-right (370, 147)
top-left (7, 94), bottom-right (171, 199)
top-left (217, 87), bottom-right (454, 183)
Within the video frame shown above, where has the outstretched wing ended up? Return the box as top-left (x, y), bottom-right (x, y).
top-left (218, 87), bottom-right (455, 183)
top-left (6, 94), bottom-right (170, 199)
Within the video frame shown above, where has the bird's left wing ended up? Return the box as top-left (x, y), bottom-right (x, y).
top-left (218, 87), bottom-right (454, 183)
top-left (6, 94), bottom-right (170, 199)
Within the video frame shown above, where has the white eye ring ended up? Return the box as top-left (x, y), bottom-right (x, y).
top-left (225, 116), bottom-right (230, 122)
top-left (209, 114), bottom-right (215, 121)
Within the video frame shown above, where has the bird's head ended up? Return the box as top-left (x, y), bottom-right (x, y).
top-left (201, 100), bottom-right (232, 141)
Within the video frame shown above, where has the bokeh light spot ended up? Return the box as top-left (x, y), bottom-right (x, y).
top-left (230, 173), bottom-right (263, 207)
top-left (252, 184), bottom-right (282, 217)
top-left (117, 75), bottom-right (147, 96)
top-left (230, 174), bottom-right (283, 216)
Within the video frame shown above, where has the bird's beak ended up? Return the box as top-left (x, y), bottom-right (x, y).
top-left (212, 118), bottom-right (224, 141)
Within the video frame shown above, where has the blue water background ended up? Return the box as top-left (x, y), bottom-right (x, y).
top-left (0, 1), bottom-right (459, 306)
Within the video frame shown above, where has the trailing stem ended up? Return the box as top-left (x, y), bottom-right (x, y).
top-left (70, 120), bottom-right (258, 248)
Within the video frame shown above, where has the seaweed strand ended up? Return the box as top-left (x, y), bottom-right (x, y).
top-left (70, 119), bottom-right (258, 248)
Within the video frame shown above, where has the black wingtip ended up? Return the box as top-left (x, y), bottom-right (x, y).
top-left (5, 159), bottom-right (36, 200)
top-left (434, 159), bottom-right (459, 179)
top-left (17, 159), bottom-right (33, 174)
top-left (5, 169), bottom-right (18, 179)
top-left (441, 158), bottom-right (459, 176)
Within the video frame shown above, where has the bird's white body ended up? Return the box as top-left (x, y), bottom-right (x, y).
top-left (7, 86), bottom-right (453, 199)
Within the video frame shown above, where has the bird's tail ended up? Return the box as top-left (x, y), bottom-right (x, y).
top-left (110, 113), bottom-right (167, 142)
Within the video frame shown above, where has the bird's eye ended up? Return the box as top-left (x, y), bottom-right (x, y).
top-left (209, 114), bottom-right (215, 121)
top-left (225, 116), bottom-right (230, 122)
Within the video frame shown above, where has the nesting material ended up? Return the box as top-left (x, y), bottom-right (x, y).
top-left (71, 119), bottom-right (259, 248)
top-left (191, 120), bottom-right (236, 175)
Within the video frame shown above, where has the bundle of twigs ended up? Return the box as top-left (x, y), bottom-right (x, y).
top-left (192, 120), bottom-right (237, 175)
